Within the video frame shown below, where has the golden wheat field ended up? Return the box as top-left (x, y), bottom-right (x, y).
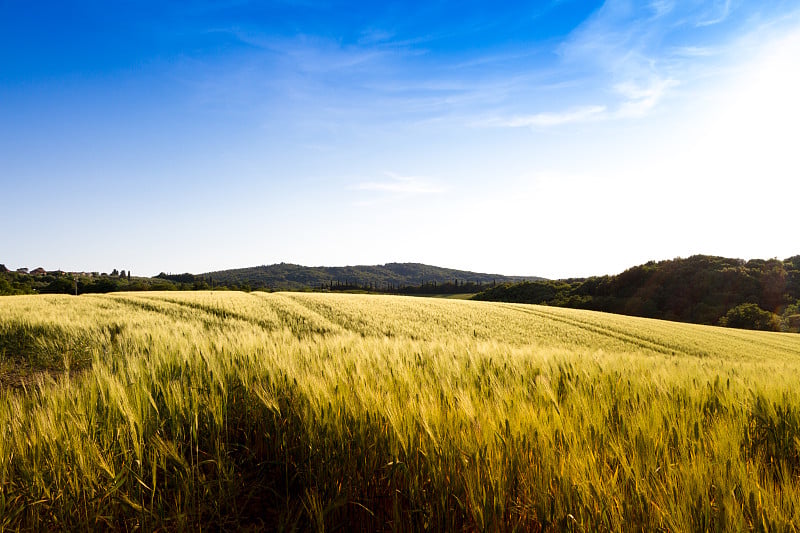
top-left (2, 291), bottom-right (800, 531)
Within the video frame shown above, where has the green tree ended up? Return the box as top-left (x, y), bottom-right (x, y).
top-left (719, 303), bottom-right (780, 331)
top-left (760, 259), bottom-right (787, 311)
top-left (781, 300), bottom-right (800, 332)
top-left (0, 276), bottom-right (14, 295)
top-left (40, 277), bottom-right (75, 294)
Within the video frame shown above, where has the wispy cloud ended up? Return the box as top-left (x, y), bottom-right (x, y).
top-left (484, 74), bottom-right (675, 128)
top-left (181, 1), bottom-right (797, 139)
top-left (670, 46), bottom-right (717, 57)
top-left (272, 36), bottom-right (387, 74)
top-left (353, 172), bottom-right (445, 195)
top-left (614, 76), bottom-right (679, 117)
top-left (493, 105), bottom-right (607, 128)
top-left (697, 0), bottom-right (732, 27)
top-left (649, 1), bottom-right (675, 19)
top-left (536, 0), bottom-right (754, 126)
top-left (358, 28), bottom-right (396, 45)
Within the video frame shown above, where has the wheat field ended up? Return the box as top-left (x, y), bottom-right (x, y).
top-left (2, 291), bottom-right (800, 531)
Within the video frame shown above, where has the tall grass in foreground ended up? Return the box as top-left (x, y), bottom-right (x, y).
top-left (1, 292), bottom-right (800, 530)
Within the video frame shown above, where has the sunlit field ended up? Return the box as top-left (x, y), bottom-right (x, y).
top-left (2, 291), bottom-right (800, 530)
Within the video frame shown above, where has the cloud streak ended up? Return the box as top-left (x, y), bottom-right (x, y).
top-left (614, 76), bottom-right (679, 117)
top-left (697, 0), bottom-right (732, 27)
top-left (353, 172), bottom-right (445, 195)
top-left (479, 0), bottom-right (787, 133)
top-left (494, 105), bottom-right (607, 128)
top-left (485, 73), bottom-right (677, 129)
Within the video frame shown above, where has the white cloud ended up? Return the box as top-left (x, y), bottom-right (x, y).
top-left (498, 105), bottom-right (607, 128)
top-left (614, 76), bottom-right (679, 117)
top-left (649, 1), bottom-right (675, 19)
top-left (353, 172), bottom-right (445, 195)
top-left (670, 46), bottom-right (716, 57)
top-left (492, 76), bottom-right (677, 127)
top-left (551, 0), bottom-right (750, 124)
top-left (358, 28), bottom-right (395, 45)
top-left (484, 73), bottom-right (676, 128)
top-left (696, 0), bottom-right (732, 27)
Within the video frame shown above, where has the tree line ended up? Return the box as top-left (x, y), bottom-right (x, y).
top-left (1, 267), bottom-right (497, 297)
top-left (0, 270), bottom-right (217, 296)
top-left (473, 255), bottom-right (800, 332)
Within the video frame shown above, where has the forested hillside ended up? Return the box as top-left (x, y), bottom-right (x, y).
top-left (0, 263), bottom-right (539, 296)
top-left (474, 255), bottom-right (800, 332)
top-left (202, 262), bottom-right (541, 290)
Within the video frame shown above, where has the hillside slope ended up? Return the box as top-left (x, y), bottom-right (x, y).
top-left (474, 254), bottom-right (800, 332)
top-left (202, 262), bottom-right (542, 289)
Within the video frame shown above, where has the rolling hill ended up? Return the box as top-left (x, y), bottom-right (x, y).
top-left (201, 262), bottom-right (543, 290)
top-left (474, 254), bottom-right (800, 332)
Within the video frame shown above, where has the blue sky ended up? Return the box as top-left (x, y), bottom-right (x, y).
top-left (2, 1), bottom-right (799, 278)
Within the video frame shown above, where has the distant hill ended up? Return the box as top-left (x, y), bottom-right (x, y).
top-left (2, 261), bottom-right (542, 296)
top-left (474, 255), bottom-right (800, 332)
top-left (201, 262), bottom-right (543, 290)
